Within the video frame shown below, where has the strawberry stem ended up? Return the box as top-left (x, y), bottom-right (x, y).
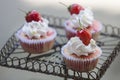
top-left (18, 8), bottom-right (27, 14)
top-left (59, 2), bottom-right (68, 7)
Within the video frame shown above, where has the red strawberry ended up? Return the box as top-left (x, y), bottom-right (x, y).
top-left (76, 29), bottom-right (92, 45)
top-left (68, 4), bottom-right (84, 15)
top-left (25, 10), bottom-right (42, 22)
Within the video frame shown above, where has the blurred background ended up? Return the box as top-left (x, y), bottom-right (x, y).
top-left (0, 0), bottom-right (120, 80)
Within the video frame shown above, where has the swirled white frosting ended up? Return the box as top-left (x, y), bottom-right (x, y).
top-left (79, 8), bottom-right (94, 27)
top-left (66, 8), bottom-right (94, 28)
top-left (67, 37), bottom-right (97, 56)
top-left (68, 14), bottom-right (80, 28)
top-left (22, 18), bottom-right (49, 39)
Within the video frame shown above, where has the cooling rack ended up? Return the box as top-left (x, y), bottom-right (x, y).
top-left (0, 15), bottom-right (120, 80)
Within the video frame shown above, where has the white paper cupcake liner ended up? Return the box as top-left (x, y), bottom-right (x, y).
top-left (19, 39), bottom-right (54, 53)
top-left (64, 21), bottom-right (77, 34)
top-left (92, 32), bottom-right (100, 41)
top-left (63, 57), bottom-right (98, 72)
top-left (91, 20), bottom-right (103, 33)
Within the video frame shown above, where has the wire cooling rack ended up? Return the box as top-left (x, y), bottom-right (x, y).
top-left (0, 15), bottom-right (120, 80)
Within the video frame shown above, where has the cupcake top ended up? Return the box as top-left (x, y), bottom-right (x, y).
top-left (22, 19), bottom-right (50, 39)
top-left (16, 10), bottom-right (57, 43)
top-left (64, 24), bottom-right (98, 56)
top-left (66, 8), bottom-right (94, 29)
top-left (66, 37), bottom-right (97, 56)
top-left (61, 36), bottom-right (102, 61)
top-left (19, 10), bottom-right (56, 39)
top-left (65, 5), bottom-right (103, 33)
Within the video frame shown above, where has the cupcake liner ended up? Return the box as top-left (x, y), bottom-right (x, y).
top-left (92, 32), bottom-right (100, 41)
top-left (63, 57), bottom-right (98, 72)
top-left (89, 20), bottom-right (103, 41)
top-left (64, 21), bottom-right (77, 34)
top-left (16, 27), bottom-right (57, 53)
top-left (61, 44), bottom-right (102, 72)
top-left (64, 22), bottom-right (77, 39)
top-left (65, 29), bottom-right (76, 40)
top-left (20, 39), bottom-right (55, 53)
top-left (91, 20), bottom-right (103, 33)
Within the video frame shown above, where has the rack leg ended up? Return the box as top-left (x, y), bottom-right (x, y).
top-left (64, 72), bottom-right (68, 80)
top-left (26, 53), bottom-right (31, 61)
top-left (63, 65), bottom-right (68, 80)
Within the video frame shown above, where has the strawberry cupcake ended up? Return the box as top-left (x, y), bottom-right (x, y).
top-left (61, 29), bottom-right (102, 72)
top-left (16, 10), bottom-right (57, 53)
top-left (89, 20), bottom-right (103, 40)
top-left (64, 4), bottom-right (103, 40)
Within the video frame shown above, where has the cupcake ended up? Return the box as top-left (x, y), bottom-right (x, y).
top-left (16, 10), bottom-right (57, 53)
top-left (61, 29), bottom-right (102, 72)
top-left (88, 20), bottom-right (103, 40)
top-left (64, 3), bottom-right (103, 40)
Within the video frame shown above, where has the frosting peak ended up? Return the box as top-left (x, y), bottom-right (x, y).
top-left (79, 8), bottom-right (94, 27)
top-left (67, 37), bottom-right (97, 56)
top-left (66, 8), bottom-right (94, 29)
top-left (22, 18), bottom-right (49, 39)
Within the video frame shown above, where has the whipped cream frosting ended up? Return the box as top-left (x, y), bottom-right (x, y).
top-left (66, 8), bottom-right (94, 28)
top-left (67, 37), bottom-right (97, 56)
top-left (22, 18), bottom-right (49, 39)
top-left (78, 8), bottom-right (94, 27)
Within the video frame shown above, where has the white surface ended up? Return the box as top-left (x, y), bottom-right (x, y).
top-left (0, 0), bottom-right (120, 80)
